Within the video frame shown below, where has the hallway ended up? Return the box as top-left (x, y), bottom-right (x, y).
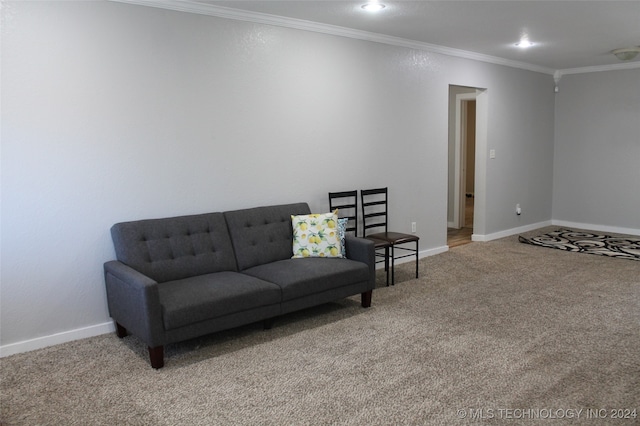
top-left (447, 196), bottom-right (474, 247)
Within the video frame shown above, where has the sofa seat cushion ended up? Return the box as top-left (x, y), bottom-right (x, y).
top-left (242, 258), bottom-right (370, 302)
top-left (158, 271), bottom-right (282, 330)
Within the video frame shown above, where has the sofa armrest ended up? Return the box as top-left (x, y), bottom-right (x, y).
top-left (103, 260), bottom-right (164, 347)
top-left (344, 236), bottom-right (375, 289)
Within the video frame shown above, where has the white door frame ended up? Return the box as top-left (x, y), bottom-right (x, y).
top-left (472, 89), bottom-right (488, 240)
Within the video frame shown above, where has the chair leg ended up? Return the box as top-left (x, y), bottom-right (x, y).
top-left (391, 245), bottom-right (395, 285)
top-left (415, 240), bottom-right (419, 279)
top-left (148, 346), bottom-right (164, 369)
top-left (385, 247), bottom-right (390, 286)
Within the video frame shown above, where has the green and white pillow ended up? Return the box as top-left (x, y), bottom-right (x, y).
top-left (292, 210), bottom-right (343, 258)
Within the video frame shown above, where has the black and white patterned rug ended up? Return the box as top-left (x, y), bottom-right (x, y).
top-left (519, 229), bottom-right (640, 261)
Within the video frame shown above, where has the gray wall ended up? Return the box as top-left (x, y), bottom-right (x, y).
top-left (553, 69), bottom-right (640, 231)
top-left (0, 0), bottom-right (587, 351)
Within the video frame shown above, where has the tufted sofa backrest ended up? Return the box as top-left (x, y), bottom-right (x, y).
top-left (224, 203), bottom-right (311, 271)
top-left (110, 213), bottom-right (237, 283)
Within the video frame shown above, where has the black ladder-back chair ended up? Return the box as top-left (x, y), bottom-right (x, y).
top-left (329, 190), bottom-right (390, 286)
top-left (361, 187), bottom-right (419, 285)
top-left (328, 190), bottom-right (358, 235)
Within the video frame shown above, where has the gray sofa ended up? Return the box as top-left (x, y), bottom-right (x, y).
top-left (104, 203), bottom-right (375, 368)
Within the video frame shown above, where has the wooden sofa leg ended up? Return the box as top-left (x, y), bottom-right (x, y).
top-left (148, 346), bottom-right (164, 369)
top-left (263, 318), bottom-right (275, 330)
top-left (115, 322), bottom-right (128, 338)
top-left (361, 290), bottom-right (372, 308)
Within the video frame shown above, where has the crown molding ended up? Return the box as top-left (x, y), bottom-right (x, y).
top-left (557, 61), bottom-right (640, 76)
top-left (112, 0), bottom-right (639, 77)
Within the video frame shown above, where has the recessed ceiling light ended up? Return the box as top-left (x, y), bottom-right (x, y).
top-left (515, 40), bottom-right (534, 48)
top-left (361, 2), bottom-right (386, 12)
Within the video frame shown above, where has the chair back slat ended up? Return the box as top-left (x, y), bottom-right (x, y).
top-left (360, 187), bottom-right (389, 237)
top-left (328, 190), bottom-right (358, 236)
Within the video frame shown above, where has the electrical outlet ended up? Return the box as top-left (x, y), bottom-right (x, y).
top-left (411, 222), bottom-right (417, 233)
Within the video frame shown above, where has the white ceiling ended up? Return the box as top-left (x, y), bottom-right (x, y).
top-left (130, 0), bottom-right (640, 74)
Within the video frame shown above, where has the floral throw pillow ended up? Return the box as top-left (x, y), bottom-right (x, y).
top-left (292, 210), bottom-right (343, 258)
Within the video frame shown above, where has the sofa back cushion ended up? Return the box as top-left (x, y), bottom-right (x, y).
top-left (110, 213), bottom-right (237, 283)
top-left (224, 203), bottom-right (311, 271)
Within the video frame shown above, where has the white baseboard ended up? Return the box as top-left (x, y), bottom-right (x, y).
top-left (0, 321), bottom-right (115, 358)
top-left (471, 220), bottom-right (553, 242)
top-left (468, 220), bottom-right (639, 242)
top-left (551, 220), bottom-right (640, 237)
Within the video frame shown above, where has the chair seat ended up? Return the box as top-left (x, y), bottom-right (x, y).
top-left (365, 236), bottom-right (392, 248)
top-left (368, 231), bottom-right (419, 245)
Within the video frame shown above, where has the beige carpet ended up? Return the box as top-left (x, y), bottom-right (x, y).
top-left (2, 227), bottom-right (639, 425)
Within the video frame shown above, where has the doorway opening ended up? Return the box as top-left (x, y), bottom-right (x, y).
top-left (447, 86), bottom-right (484, 248)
